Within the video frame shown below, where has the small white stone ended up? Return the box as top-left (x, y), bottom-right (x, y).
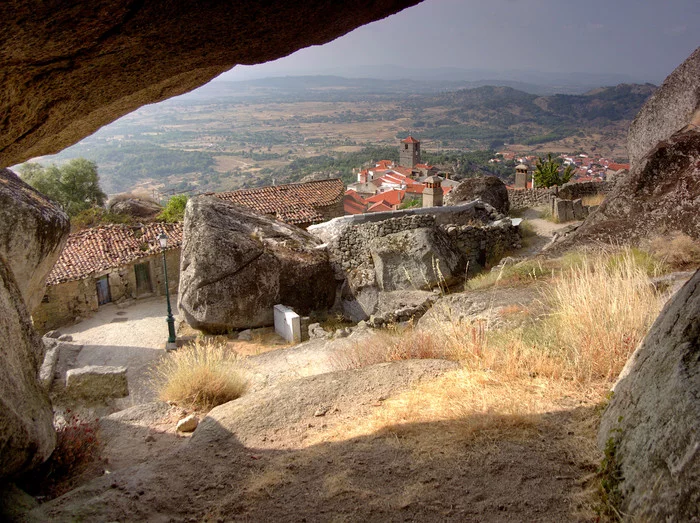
top-left (176, 414), bottom-right (199, 433)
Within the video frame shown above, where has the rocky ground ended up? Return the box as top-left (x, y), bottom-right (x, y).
top-left (11, 214), bottom-right (614, 522)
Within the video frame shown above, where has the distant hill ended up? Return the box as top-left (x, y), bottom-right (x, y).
top-left (401, 83), bottom-right (657, 146)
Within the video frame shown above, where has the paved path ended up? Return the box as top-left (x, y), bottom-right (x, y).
top-left (60, 295), bottom-right (179, 406)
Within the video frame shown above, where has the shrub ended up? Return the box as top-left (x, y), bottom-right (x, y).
top-left (19, 410), bottom-right (101, 497)
top-left (157, 194), bottom-right (188, 223)
top-left (156, 194), bottom-right (188, 223)
top-left (150, 339), bottom-right (248, 410)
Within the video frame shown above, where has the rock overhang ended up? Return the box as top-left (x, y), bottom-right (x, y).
top-left (0, 0), bottom-right (422, 168)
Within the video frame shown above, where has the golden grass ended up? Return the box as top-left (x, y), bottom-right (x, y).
top-left (582, 193), bottom-right (606, 207)
top-left (149, 339), bottom-right (248, 411)
top-left (648, 231), bottom-right (700, 270)
top-left (329, 248), bottom-right (665, 435)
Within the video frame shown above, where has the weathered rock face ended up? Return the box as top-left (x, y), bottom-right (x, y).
top-left (370, 227), bottom-right (464, 291)
top-left (444, 176), bottom-right (510, 214)
top-left (0, 169), bottom-right (68, 479)
top-left (109, 198), bottom-right (163, 219)
top-left (0, 260), bottom-right (56, 479)
top-left (0, 0), bottom-right (420, 168)
top-left (552, 128), bottom-right (700, 251)
top-left (627, 46), bottom-right (700, 171)
top-left (598, 270), bottom-right (700, 520)
top-left (178, 196), bottom-right (336, 333)
top-left (0, 169), bottom-right (70, 313)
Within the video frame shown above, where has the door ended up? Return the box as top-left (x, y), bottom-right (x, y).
top-left (134, 262), bottom-right (152, 296)
top-left (96, 276), bottom-right (111, 305)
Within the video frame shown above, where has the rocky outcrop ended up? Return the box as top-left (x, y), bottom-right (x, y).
top-left (0, 169), bottom-right (70, 313)
top-left (109, 197), bottom-right (163, 219)
top-left (552, 128), bottom-right (700, 250)
top-left (549, 48), bottom-right (700, 251)
top-left (0, 0), bottom-right (420, 168)
top-left (598, 270), bottom-right (700, 520)
top-left (370, 227), bottom-right (465, 291)
top-left (178, 196), bottom-right (336, 333)
top-left (627, 46), bottom-right (700, 171)
top-left (444, 176), bottom-right (510, 214)
top-left (0, 170), bottom-right (69, 480)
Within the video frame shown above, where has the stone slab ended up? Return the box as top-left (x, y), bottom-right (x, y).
top-left (273, 304), bottom-right (301, 343)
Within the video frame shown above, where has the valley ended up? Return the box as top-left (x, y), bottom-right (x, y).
top-left (32, 77), bottom-right (655, 195)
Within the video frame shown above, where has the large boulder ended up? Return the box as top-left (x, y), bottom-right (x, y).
top-left (0, 170), bottom-right (68, 480)
top-left (0, 0), bottom-right (420, 168)
top-left (369, 227), bottom-right (464, 291)
top-left (551, 127), bottom-right (700, 251)
top-left (598, 270), bottom-right (700, 520)
top-left (444, 176), bottom-right (510, 214)
top-left (0, 262), bottom-right (56, 479)
top-left (627, 46), bottom-right (700, 171)
top-left (108, 197), bottom-right (163, 220)
top-left (0, 169), bottom-right (70, 313)
top-left (178, 196), bottom-right (336, 333)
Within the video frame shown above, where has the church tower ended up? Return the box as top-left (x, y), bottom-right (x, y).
top-left (399, 136), bottom-right (421, 168)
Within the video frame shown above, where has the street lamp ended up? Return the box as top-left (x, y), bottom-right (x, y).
top-left (158, 232), bottom-right (177, 350)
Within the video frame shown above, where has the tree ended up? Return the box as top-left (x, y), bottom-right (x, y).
top-left (19, 158), bottom-right (107, 216)
top-left (533, 153), bottom-right (574, 188)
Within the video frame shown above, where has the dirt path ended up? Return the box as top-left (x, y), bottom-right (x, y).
top-left (517, 208), bottom-right (582, 257)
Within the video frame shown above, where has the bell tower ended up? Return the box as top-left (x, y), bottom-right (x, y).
top-left (399, 136), bottom-right (421, 168)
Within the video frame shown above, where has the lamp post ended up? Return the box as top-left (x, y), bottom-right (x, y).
top-left (158, 233), bottom-right (177, 350)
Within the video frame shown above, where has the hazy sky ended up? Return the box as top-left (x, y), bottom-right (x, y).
top-left (220, 0), bottom-right (699, 84)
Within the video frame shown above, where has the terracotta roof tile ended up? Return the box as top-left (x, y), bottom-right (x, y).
top-left (365, 189), bottom-right (405, 207)
top-left (402, 136), bottom-right (420, 144)
top-left (367, 201), bottom-right (393, 213)
top-left (47, 222), bottom-right (183, 285)
top-left (213, 179), bottom-right (344, 225)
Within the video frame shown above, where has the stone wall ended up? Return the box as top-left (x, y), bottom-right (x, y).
top-left (558, 181), bottom-right (613, 200)
top-left (445, 222), bottom-right (522, 272)
top-left (327, 213), bottom-right (519, 275)
top-left (33, 249), bottom-right (180, 333)
top-left (507, 181), bottom-right (613, 210)
top-left (317, 199), bottom-right (345, 222)
top-left (334, 214), bottom-right (436, 272)
top-left (507, 188), bottom-right (556, 210)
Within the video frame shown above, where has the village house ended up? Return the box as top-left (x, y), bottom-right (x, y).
top-left (32, 223), bottom-right (183, 334)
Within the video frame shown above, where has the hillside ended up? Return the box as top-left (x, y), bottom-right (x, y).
top-left (27, 78), bottom-right (655, 195)
top-left (403, 84), bottom-right (657, 147)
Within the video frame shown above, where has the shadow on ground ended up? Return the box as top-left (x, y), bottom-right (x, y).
top-left (27, 404), bottom-right (600, 522)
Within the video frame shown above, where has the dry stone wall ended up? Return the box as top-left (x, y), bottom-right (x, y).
top-left (508, 181), bottom-right (613, 210)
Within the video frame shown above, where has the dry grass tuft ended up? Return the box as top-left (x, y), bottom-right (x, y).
top-left (648, 231), bottom-right (700, 270)
top-left (150, 339), bottom-right (248, 410)
top-left (582, 193), bottom-right (606, 207)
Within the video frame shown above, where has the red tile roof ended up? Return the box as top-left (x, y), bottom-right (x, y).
top-left (213, 179), bottom-right (344, 225)
top-left (365, 189), bottom-right (405, 207)
top-left (46, 222), bottom-right (183, 285)
top-left (344, 190), bottom-right (368, 215)
top-left (367, 201), bottom-right (393, 213)
top-left (402, 136), bottom-right (420, 144)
